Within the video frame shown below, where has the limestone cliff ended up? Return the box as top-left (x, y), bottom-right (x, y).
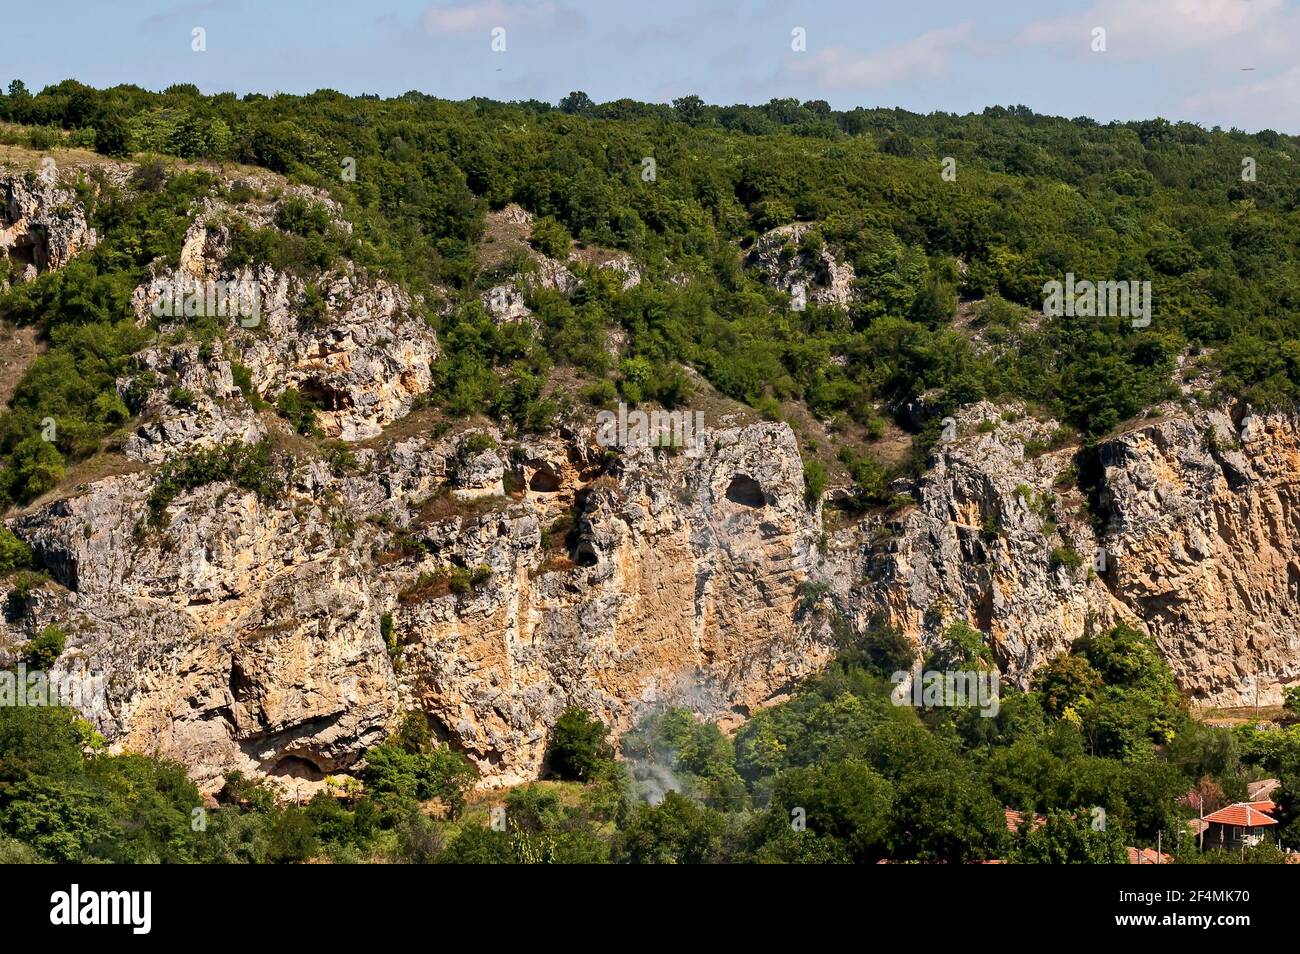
top-left (3, 161), bottom-right (1299, 797)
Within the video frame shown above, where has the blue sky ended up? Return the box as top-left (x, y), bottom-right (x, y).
top-left (9, 0), bottom-right (1300, 131)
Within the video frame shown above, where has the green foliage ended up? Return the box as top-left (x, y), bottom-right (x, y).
top-left (1049, 544), bottom-right (1084, 571)
top-left (0, 529), bottom-right (33, 574)
top-left (613, 790), bottom-right (726, 864)
top-left (802, 459), bottom-right (828, 508)
top-left (859, 626), bottom-right (917, 677)
top-left (545, 707), bottom-right (614, 782)
top-left (262, 806), bottom-right (317, 863)
top-left (622, 707), bottom-right (748, 809)
top-left (1009, 809), bottom-right (1130, 864)
top-left (1034, 653), bottom-right (1103, 719)
top-left (361, 735), bottom-right (479, 818)
top-left (274, 388), bottom-right (321, 436)
top-left (2, 85), bottom-right (1294, 864)
top-left (440, 824), bottom-right (517, 864)
top-left (529, 215), bottom-right (572, 258)
top-left (147, 439), bottom-right (282, 525)
top-left (925, 620), bottom-right (994, 671)
top-left (1284, 685), bottom-right (1300, 719)
top-left (0, 706), bottom-right (204, 863)
top-left (22, 625), bottom-right (65, 669)
top-left (752, 760), bottom-right (892, 862)
top-left (888, 768), bottom-right (1009, 862)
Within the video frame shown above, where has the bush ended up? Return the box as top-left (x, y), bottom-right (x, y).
top-left (361, 741), bottom-right (478, 817)
top-left (147, 440), bottom-right (282, 524)
top-left (262, 806), bottom-right (317, 863)
top-left (1049, 545), bottom-right (1084, 571)
top-left (22, 625), bottom-right (65, 669)
top-left (275, 388), bottom-right (321, 436)
top-left (803, 459), bottom-right (828, 508)
top-left (1285, 685), bottom-right (1300, 719)
top-left (0, 529), bottom-right (33, 574)
top-left (529, 216), bottom-right (571, 259)
top-left (545, 707), bottom-right (613, 782)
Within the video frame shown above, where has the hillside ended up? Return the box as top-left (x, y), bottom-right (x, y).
top-left (2, 83), bottom-right (1300, 865)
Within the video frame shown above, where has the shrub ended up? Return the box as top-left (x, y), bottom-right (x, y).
top-left (147, 440), bottom-right (281, 524)
top-left (803, 459), bottom-right (828, 508)
top-left (529, 216), bottom-right (571, 259)
top-left (22, 625), bottom-right (65, 669)
top-left (275, 388), bottom-right (321, 437)
top-left (1049, 545), bottom-right (1083, 570)
top-left (0, 529), bottom-right (33, 574)
top-left (545, 707), bottom-right (613, 782)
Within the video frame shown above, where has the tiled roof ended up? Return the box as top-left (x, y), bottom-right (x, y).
top-left (1247, 778), bottom-right (1281, 801)
top-left (1202, 803), bottom-right (1278, 827)
top-left (1004, 808), bottom-right (1047, 833)
top-left (1128, 847), bottom-right (1174, 864)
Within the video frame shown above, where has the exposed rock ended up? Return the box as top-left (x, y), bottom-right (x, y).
top-left (119, 339), bottom-right (265, 463)
top-left (3, 419), bottom-right (832, 790)
top-left (850, 404), bottom-right (1109, 682)
top-left (749, 222), bottom-right (855, 308)
top-left (7, 160), bottom-right (1299, 803)
top-left (1099, 409), bottom-right (1300, 707)
top-left (0, 167), bottom-right (98, 275)
top-left (845, 401), bottom-right (1300, 708)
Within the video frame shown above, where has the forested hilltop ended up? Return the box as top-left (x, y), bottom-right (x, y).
top-left (4, 80), bottom-right (1300, 506)
top-left (3, 82), bottom-right (1300, 865)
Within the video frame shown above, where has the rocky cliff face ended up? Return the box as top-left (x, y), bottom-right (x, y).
top-left (3, 162), bottom-right (1299, 794)
top-left (844, 402), bottom-right (1300, 709)
top-left (5, 412), bottom-right (829, 790)
top-left (1, 167), bottom-right (98, 280)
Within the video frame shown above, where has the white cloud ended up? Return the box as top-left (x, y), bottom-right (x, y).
top-left (789, 24), bottom-right (974, 89)
top-left (422, 0), bottom-right (558, 34)
top-left (1185, 64), bottom-right (1300, 128)
top-left (1020, 0), bottom-right (1286, 56)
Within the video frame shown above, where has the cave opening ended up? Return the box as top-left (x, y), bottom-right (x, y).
top-left (725, 475), bottom-right (766, 508)
top-left (529, 466), bottom-right (561, 493)
top-left (269, 755), bottom-right (325, 782)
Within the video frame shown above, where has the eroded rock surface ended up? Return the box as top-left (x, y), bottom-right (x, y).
top-left (0, 167), bottom-right (98, 277)
top-left (4, 165), bottom-right (1300, 800)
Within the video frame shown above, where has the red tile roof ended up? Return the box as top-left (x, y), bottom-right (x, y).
top-left (1202, 803), bottom-right (1278, 827)
top-left (1004, 808), bottom-right (1047, 833)
top-left (1128, 847), bottom-right (1174, 864)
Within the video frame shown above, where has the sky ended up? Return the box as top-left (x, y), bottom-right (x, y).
top-left (7, 0), bottom-right (1300, 132)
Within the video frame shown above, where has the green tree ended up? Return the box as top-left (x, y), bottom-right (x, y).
top-left (613, 791), bottom-right (727, 864)
top-left (545, 707), bottom-right (614, 782)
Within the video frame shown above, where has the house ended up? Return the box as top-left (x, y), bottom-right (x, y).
top-left (1004, 809), bottom-right (1047, 834)
top-left (1247, 778), bottom-right (1281, 802)
top-left (1127, 847), bottom-right (1174, 864)
top-left (1201, 802), bottom-right (1280, 852)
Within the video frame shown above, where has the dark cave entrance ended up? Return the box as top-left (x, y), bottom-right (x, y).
top-left (725, 475), bottom-right (766, 508)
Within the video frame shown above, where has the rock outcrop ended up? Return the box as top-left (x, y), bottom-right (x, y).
top-left (749, 222), bottom-right (855, 308)
top-left (3, 415), bottom-right (830, 790)
top-left (843, 402), bottom-right (1300, 709)
top-left (0, 166), bottom-right (98, 278)
top-left (4, 161), bottom-right (1300, 801)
